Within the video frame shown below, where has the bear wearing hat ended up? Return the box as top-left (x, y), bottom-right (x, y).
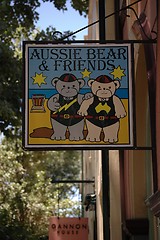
top-left (78, 75), bottom-right (126, 143)
top-left (47, 73), bottom-right (91, 141)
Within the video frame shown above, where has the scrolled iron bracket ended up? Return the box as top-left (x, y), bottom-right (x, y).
top-left (52, 0), bottom-right (157, 42)
top-left (126, 6), bottom-right (157, 41)
top-left (52, 31), bottom-right (64, 40)
top-left (52, 30), bottom-right (72, 41)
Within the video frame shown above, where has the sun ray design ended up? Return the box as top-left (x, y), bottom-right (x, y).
top-left (110, 66), bottom-right (125, 80)
top-left (32, 73), bottom-right (47, 87)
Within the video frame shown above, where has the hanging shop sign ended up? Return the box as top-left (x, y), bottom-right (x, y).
top-left (49, 217), bottom-right (88, 240)
top-left (23, 42), bottom-right (134, 149)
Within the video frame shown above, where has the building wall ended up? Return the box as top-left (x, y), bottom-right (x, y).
top-left (109, 150), bottom-right (122, 240)
top-left (83, 0), bottom-right (158, 239)
top-left (121, 0), bottom-right (158, 239)
top-left (82, 150), bottom-right (102, 240)
top-left (156, 0), bottom-right (160, 190)
top-left (105, 0), bottom-right (115, 39)
top-left (87, 0), bottom-right (99, 40)
top-left (84, 1), bottom-right (122, 240)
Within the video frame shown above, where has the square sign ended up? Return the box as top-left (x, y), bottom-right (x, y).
top-left (23, 42), bottom-right (134, 149)
top-left (49, 217), bottom-right (88, 240)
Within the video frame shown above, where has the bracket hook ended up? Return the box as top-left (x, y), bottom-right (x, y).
top-left (127, 7), bottom-right (157, 41)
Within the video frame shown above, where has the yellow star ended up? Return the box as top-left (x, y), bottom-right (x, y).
top-left (32, 73), bottom-right (47, 87)
top-left (110, 66), bottom-right (125, 80)
top-left (81, 68), bottom-right (91, 78)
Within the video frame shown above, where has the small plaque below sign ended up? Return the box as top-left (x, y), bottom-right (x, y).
top-left (23, 42), bottom-right (134, 149)
top-left (49, 217), bottom-right (88, 240)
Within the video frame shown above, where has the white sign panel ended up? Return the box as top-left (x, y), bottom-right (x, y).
top-left (23, 43), bottom-right (134, 149)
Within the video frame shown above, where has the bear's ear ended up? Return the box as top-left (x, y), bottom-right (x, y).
top-left (88, 79), bottom-right (95, 87)
top-left (114, 80), bottom-right (120, 89)
top-left (78, 79), bottom-right (85, 88)
top-left (51, 77), bottom-right (59, 87)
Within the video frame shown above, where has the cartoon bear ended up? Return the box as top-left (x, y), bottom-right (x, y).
top-left (47, 73), bottom-right (90, 141)
top-left (77, 75), bottom-right (127, 143)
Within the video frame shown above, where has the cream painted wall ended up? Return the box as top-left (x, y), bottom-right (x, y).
top-left (109, 150), bottom-right (122, 240)
top-left (82, 150), bottom-right (99, 240)
top-left (105, 0), bottom-right (115, 39)
top-left (105, 1), bottom-right (122, 239)
top-left (95, 150), bottom-right (104, 240)
top-left (87, 0), bottom-right (99, 40)
top-left (83, 1), bottom-right (123, 240)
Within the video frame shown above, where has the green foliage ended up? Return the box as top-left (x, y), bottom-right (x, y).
top-left (0, 0), bottom-right (88, 44)
top-left (0, 0), bottom-right (40, 43)
top-left (42, 0), bottom-right (89, 16)
top-left (0, 0), bottom-right (86, 136)
top-left (0, 137), bottom-right (82, 239)
top-left (71, 0), bottom-right (89, 16)
top-left (34, 26), bottom-right (76, 41)
top-left (0, 1), bottom-right (87, 238)
top-left (0, 43), bottom-right (22, 137)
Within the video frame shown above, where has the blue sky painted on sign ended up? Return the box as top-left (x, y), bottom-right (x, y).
top-left (36, 0), bottom-right (88, 40)
top-left (27, 44), bottom-right (131, 100)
